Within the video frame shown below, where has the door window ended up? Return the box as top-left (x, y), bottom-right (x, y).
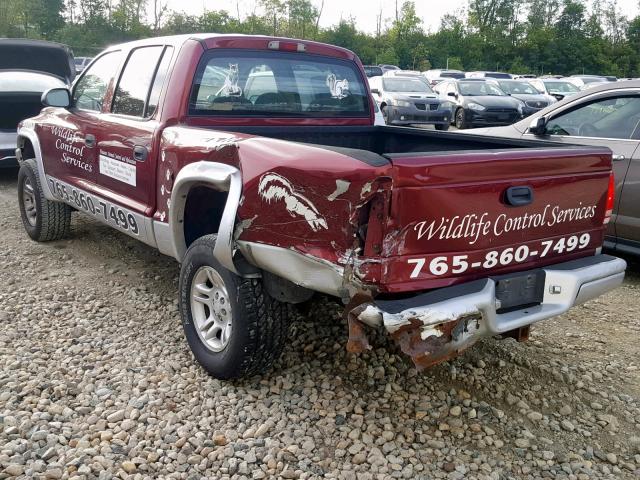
top-left (545, 96), bottom-right (640, 139)
top-left (112, 46), bottom-right (164, 117)
top-left (147, 47), bottom-right (174, 118)
top-left (73, 51), bottom-right (122, 111)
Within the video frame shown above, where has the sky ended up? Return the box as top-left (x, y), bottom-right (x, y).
top-left (162, 0), bottom-right (640, 33)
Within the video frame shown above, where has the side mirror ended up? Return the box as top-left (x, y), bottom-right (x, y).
top-left (447, 91), bottom-right (457, 98)
top-left (42, 88), bottom-right (71, 108)
top-left (529, 116), bottom-right (547, 135)
top-left (370, 88), bottom-right (380, 95)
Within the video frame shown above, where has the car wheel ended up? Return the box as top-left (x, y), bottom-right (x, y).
top-left (18, 158), bottom-right (71, 242)
top-left (435, 123), bottom-right (450, 131)
top-left (381, 105), bottom-right (390, 124)
top-left (455, 108), bottom-right (468, 129)
top-left (179, 234), bottom-right (291, 380)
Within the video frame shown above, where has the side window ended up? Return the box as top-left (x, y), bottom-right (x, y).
top-left (546, 96), bottom-right (640, 139)
top-left (112, 46), bottom-right (164, 117)
top-left (72, 51), bottom-right (122, 111)
top-left (147, 47), bottom-right (174, 118)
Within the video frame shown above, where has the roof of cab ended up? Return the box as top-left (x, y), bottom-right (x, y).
top-left (101, 33), bottom-right (358, 61)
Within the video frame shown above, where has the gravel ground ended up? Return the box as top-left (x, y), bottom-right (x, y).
top-left (1, 167), bottom-right (639, 480)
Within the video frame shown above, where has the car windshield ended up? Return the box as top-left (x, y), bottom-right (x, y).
top-left (497, 81), bottom-right (539, 95)
top-left (544, 81), bottom-right (579, 93)
top-left (74, 58), bottom-right (84, 66)
top-left (189, 50), bottom-right (369, 117)
top-left (485, 72), bottom-right (512, 79)
top-left (458, 81), bottom-right (505, 96)
top-left (382, 78), bottom-right (432, 93)
top-left (364, 66), bottom-right (382, 77)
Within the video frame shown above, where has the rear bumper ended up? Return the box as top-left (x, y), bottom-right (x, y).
top-left (353, 254), bottom-right (626, 368)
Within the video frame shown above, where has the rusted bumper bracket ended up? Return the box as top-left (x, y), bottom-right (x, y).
top-left (349, 254), bottom-right (626, 369)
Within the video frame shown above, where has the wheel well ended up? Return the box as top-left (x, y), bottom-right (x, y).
top-left (18, 137), bottom-right (35, 160)
top-left (183, 185), bottom-right (229, 248)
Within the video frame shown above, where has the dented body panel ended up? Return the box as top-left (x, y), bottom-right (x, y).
top-left (18, 33), bottom-right (627, 371)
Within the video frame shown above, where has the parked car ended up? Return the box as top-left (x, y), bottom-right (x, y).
top-left (434, 79), bottom-right (523, 129)
top-left (0, 39), bottom-right (74, 167)
top-left (569, 75), bottom-right (609, 90)
top-left (378, 64), bottom-right (400, 74)
top-left (423, 69), bottom-right (465, 86)
top-left (74, 56), bottom-right (93, 74)
top-left (466, 71), bottom-right (513, 79)
top-left (456, 80), bottom-right (640, 256)
top-left (17, 34), bottom-right (625, 380)
top-left (369, 75), bottom-right (452, 129)
top-left (491, 79), bottom-right (556, 117)
top-left (363, 65), bottom-right (383, 78)
top-left (529, 78), bottom-right (580, 101)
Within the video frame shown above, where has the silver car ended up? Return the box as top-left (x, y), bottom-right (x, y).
top-left (369, 76), bottom-right (453, 130)
top-left (458, 80), bottom-right (640, 256)
top-left (0, 39), bottom-right (74, 166)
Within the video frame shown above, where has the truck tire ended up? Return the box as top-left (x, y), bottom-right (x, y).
top-left (179, 234), bottom-right (291, 379)
top-left (18, 159), bottom-right (71, 242)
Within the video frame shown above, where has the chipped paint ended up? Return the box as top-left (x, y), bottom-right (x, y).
top-left (258, 172), bottom-right (328, 232)
top-left (234, 215), bottom-right (258, 240)
top-left (360, 181), bottom-right (373, 198)
top-left (327, 179), bottom-right (351, 201)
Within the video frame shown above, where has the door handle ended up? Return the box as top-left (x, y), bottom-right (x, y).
top-left (505, 186), bottom-right (534, 206)
top-left (133, 145), bottom-right (148, 162)
top-left (85, 134), bottom-right (95, 148)
top-left (612, 154), bottom-right (626, 161)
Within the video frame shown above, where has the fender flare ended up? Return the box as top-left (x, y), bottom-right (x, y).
top-left (158, 161), bottom-right (242, 274)
top-left (16, 126), bottom-right (56, 201)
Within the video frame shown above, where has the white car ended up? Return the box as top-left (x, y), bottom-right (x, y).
top-left (1, 39), bottom-right (74, 166)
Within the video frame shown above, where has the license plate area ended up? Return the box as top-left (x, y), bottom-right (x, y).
top-left (492, 269), bottom-right (545, 313)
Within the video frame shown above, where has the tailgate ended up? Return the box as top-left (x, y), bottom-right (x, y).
top-left (380, 147), bottom-right (613, 292)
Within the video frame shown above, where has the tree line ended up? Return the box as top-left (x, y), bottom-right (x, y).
top-left (1, 0), bottom-right (639, 77)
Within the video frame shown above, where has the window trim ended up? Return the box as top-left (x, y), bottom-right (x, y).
top-left (188, 48), bottom-right (371, 119)
top-left (109, 44), bottom-right (167, 121)
top-left (71, 49), bottom-right (122, 113)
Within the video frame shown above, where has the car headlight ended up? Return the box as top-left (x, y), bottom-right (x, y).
top-left (467, 102), bottom-right (486, 111)
top-left (440, 101), bottom-right (454, 110)
top-left (391, 99), bottom-right (411, 108)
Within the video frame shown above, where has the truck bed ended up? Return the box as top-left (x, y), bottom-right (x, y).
top-left (210, 125), bottom-right (574, 160)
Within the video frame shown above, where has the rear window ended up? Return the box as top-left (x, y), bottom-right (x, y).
top-left (189, 50), bottom-right (369, 117)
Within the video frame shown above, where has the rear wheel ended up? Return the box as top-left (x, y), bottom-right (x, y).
top-left (179, 234), bottom-right (291, 379)
top-left (455, 108), bottom-right (468, 129)
top-left (18, 159), bottom-right (71, 242)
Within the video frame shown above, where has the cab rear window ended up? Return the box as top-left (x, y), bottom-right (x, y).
top-left (189, 50), bottom-right (369, 117)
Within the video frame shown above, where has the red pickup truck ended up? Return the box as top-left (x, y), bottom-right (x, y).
top-left (15, 34), bottom-right (626, 379)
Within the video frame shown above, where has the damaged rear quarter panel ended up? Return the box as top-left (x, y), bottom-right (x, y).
top-left (235, 137), bottom-right (391, 267)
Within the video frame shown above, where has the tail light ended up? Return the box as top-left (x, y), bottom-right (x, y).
top-left (603, 172), bottom-right (615, 224)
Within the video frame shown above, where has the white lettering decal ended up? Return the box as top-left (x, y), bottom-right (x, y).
top-left (415, 203), bottom-right (596, 245)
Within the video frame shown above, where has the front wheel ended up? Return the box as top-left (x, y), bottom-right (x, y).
top-left (455, 108), bottom-right (468, 129)
top-left (18, 158), bottom-right (71, 242)
top-left (179, 234), bottom-right (291, 379)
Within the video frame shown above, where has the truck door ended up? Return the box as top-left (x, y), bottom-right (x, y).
top-left (94, 45), bottom-right (174, 218)
top-left (41, 50), bottom-right (123, 188)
